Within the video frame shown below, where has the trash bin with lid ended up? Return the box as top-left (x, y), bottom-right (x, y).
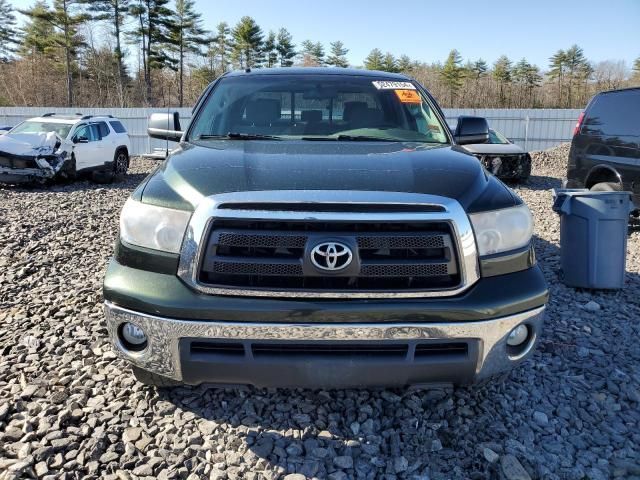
top-left (552, 189), bottom-right (634, 289)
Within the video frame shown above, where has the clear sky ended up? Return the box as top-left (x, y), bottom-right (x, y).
top-left (9, 0), bottom-right (640, 69)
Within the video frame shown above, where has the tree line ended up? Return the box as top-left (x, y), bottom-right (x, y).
top-left (0, 0), bottom-right (638, 109)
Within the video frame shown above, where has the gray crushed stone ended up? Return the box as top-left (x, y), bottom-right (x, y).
top-left (1, 149), bottom-right (639, 479)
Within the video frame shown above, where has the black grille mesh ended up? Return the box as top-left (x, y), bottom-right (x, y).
top-left (218, 232), bottom-right (307, 248)
top-left (212, 261), bottom-right (303, 276)
top-left (360, 263), bottom-right (449, 277)
top-left (357, 234), bottom-right (445, 249)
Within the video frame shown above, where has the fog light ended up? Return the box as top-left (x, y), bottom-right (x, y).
top-left (120, 322), bottom-right (147, 350)
top-left (507, 324), bottom-right (529, 347)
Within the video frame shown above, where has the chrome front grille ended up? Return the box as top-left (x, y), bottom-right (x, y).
top-left (199, 221), bottom-right (458, 291)
top-left (176, 191), bottom-right (481, 299)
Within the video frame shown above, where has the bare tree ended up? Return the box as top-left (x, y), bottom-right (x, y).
top-left (593, 60), bottom-right (628, 91)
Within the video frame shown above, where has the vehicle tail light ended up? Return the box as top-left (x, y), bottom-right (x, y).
top-left (573, 112), bottom-right (585, 137)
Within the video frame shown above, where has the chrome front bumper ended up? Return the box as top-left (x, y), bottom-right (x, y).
top-left (105, 302), bottom-right (545, 387)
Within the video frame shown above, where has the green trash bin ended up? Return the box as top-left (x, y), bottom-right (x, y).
top-left (552, 189), bottom-right (635, 289)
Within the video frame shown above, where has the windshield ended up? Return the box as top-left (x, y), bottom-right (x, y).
top-left (488, 129), bottom-right (510, 144)
top-left (10, 121), bottom-right (73, 138)
top-left (189, 75), bottom-right (450, 144)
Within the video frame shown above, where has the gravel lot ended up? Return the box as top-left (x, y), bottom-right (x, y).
top-left (1, 145), bottom-right (639, 480)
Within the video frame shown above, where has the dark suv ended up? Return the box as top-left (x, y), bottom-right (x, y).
top-left (566, 87), bottom-right (640, 206)
top-left (104, 68), bottom-right (548, 388)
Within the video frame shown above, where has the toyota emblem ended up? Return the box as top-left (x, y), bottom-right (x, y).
top-left (310, 241), bottom-right (353, 271)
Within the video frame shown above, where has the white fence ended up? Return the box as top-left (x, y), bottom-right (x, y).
top-left (0, 107), bottom-right (582, 155)
top-left (444, 109), bottom-right (582, 151)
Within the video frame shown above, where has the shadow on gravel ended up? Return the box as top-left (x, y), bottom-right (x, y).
top-left (0, 172), bottom-right (148, 193)
top-left (516, 175), bottom-right (562, 191)
top-left (154, 382), bottom-right (502, 478)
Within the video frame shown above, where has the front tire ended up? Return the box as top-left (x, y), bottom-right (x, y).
top-left (517, 157), bottom-right (532, 182)
top-left (131, 366), bottom-right (181, 388)
top-left (590, 182), bottom-right (621, 192)
top-left (59, 155), bottom-right (77, 182)
top-left (113, 149), bottom-right (129, 178)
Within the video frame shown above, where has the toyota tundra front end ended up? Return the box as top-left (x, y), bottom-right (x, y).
top-left (103, 68), bottom-right (548, 388)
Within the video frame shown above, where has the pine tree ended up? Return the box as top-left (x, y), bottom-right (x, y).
top-left (397, 55), bottom-right (413, 73)
top-left (493, 55), bottom-right (512, 107)
top-left (128, 0), bottom-right (175, 105)
top-left (264, 31), bottom-right (278, 67)
top-left (19, 1), bottom-right (56, 56)
top-left (364, 48), bottom-right (384, 71)
top-left (512, 58), bottom-right (541, 106)
top-left (472, 59), bottom-right (488, 79)
top-left (275, 28), bottom-right (295, 67)
top-left (382, 52), bottom-right (398, 73)
top-left (300, 40), bottom-right (324, 66)
top-left (231, 16), bottom-right (264, 69)
top-left (81, 0), bottom-right (131, 106)
top-left (548, 49), bottom-right (567, 107)
top-left (21, 0), bottom-right (88, 106)
top-left (168, 0), bottom-right (208, 107)
top-left (564, 45), bottom-right (589, 107)
top-left (326, 41), bottom-right (349, 68)
top-left (0, 0), bottom-right (20, 61)
top-left (513, 58), bottom-right (529, 84)
top-left (633, 57), bottom-right (640, 84)
top-left (440, 49), bottom-right (464, 106)
top-left (310, 42), bottom-right (325, 66)
top-left (211, 22), bottom-right (231, 73)
top-left (300, 40), bottom-right (314, 65)
top-left (516, 59), bottom-right (541, 87)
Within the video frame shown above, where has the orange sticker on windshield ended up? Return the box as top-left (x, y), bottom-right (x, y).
top-left (395, 89), bottom-right (421, 104)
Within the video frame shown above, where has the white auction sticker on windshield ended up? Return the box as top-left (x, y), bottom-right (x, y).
top-left (372, 81), bottom-right (416, 90)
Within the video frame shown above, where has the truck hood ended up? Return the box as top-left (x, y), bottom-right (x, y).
top-left (139, 140), bottom-right (519, 213)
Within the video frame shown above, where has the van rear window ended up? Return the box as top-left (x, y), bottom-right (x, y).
top-left (109, 120), bottom-right (127, 133)
top-left (584, 90), bottom-right (640, 137)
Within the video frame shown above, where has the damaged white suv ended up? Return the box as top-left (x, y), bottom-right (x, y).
top-left (0, 113), bottom-right (131, 184)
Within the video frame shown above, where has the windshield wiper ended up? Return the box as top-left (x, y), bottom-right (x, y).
top-left (301, 135), bottom-right (397, 142)
top-left (196, 132), bottom-right (282, 141)
top-left (336, 135), bottom-right (397, 142)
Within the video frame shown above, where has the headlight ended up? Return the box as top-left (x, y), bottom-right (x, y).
top-left (119, 198), bottom-right (191, 253)
top-left (469, 204), bottom-right (533, 256)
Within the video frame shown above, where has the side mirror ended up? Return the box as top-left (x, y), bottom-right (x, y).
top-left (148, 112), bottom-right (183, 142)
top-left (454, 116), bottom-right (489, 145)
top-left (74, 136), bottom-right (89, 144)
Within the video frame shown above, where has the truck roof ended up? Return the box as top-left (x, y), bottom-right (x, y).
top-left (224, 67), bottom-right (411, 80)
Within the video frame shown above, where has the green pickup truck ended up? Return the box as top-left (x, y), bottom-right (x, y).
top-left (104, 68), bottom-right (548, 388)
